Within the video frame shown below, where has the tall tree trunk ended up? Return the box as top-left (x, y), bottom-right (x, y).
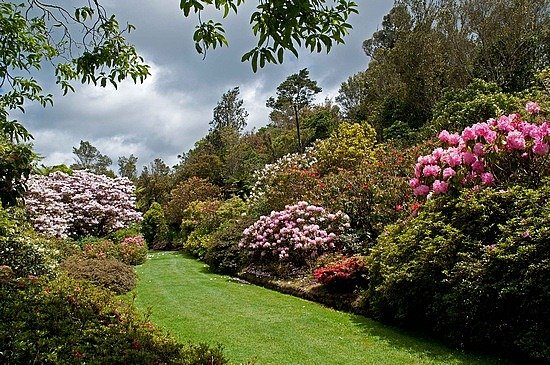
top-left (293, 104), bottom-right (302, 153)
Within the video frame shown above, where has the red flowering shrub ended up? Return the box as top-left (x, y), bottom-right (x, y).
top-left (313, 256), bottom-right (367, 289)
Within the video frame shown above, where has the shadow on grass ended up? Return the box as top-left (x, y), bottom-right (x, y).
top-left (348, 314), bottom-right (515, 365)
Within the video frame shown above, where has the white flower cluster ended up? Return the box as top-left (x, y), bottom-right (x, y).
top-left (25, 171), bottom-right (142, 238)
top-left (248, 147), bottom-right (317, 201)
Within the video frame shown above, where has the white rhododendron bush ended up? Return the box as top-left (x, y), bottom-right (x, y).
top-left (25, 171), bottom-right (142, 237)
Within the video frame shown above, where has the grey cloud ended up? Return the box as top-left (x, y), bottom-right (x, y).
top-left (20, 0), bottom-right (392, 172)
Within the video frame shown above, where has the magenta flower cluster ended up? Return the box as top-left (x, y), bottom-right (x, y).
top-left (25, 171), bottom-right (142, 237)
top-left (239, 201), bottom-right (350, 262)
top-left (411, 102), bottom-right (548, 196)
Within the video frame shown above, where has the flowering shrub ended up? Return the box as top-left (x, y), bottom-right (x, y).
top-left (119, 235), bottom-right (147, 265)
top-left (411, 102), bottom-right (549, 196)
top-left (248, 148), bottom-right (317, 203)
top-left (0, 275), bottom-right (229, 364)
top-left (367, 183), bottom-right (550, 362)
top-left (313, 256), bottom-right (367, 289)
top-left (80, 236), bottom-right (147, 266)
top-left (25, 171), bottom-right (142, 238)
top-left (239, 201), bottom-right (350, 268)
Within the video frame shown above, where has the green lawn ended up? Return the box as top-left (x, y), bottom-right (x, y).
top-left (132, 252), bottom-right (509, 365)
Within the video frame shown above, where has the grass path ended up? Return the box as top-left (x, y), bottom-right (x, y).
top-left (132, 252), bottom-right (508, 365)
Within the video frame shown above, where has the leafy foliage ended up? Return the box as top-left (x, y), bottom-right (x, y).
top-left (367, 185), bottom-right (550, 361)
top-left (71, 140), bottom-right (114, 176)
top-left (0, 1), bottom-right (149, 145)
top-left (0, 206), bottom-right (59, 278)
top-left (179, 0), bottom-right (358, 70)
top-left (61, 255), bottom-right (136, 294)
top-left (211, 87), bottom-right (248, 132)
top-left (0, 275), bottom-right (229, 364)
top-left (314, 121), bottom-right (376, 174)
top-left (267, 68), bottom-right (322, 152)
top-left (164, 177), bottom-right (221, 228)
top-left (141, 202), bottom-right (169, 249)
top-left (182, 197), bottom-right (248, 259)
top-left (118, 154), bottom-right (138, 180)
top-left (135, 158), bottom-right (173, 211)
top-left (0, 136), bottom-right (35, 206)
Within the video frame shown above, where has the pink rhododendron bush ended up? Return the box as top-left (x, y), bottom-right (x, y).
top-left (239, 201), bottom-right (351, 272)
top-left (410, 102), bottom-right (549, 196)
top-left (25, 171), bottom-right (142, 237)
top-left (366, 102), bottom-right (550, 361)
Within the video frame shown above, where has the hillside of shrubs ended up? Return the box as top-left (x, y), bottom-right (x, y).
top-left (133, 73), bottom-right (550, 363)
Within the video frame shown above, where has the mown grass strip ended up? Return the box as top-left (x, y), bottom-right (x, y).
top-left (132, 252), bottom-right (509, 365)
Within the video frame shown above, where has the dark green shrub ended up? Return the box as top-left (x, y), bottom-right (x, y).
top-left (141, 201), bottom-right (169, 249)
top-left (367, 184), bottom-right (550, 361)
top-left (0, 136), bottom-right (35, 207)
top-left (61, 255), bottom-right (137, 294)
top-left (0, 275), bottom-right (231, 364)
top-left (204, 217), bottom-right (252, 275)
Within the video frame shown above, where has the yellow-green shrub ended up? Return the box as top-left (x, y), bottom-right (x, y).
top-left (314, 122), bottom-right (376, 174)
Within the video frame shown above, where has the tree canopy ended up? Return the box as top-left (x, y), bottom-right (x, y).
top-left (210, 87), bottom-right (249, 133)
top-left (267, 68), bottom-right (322, 152)
top-left (180, 0), bottom-right (359, 71)
top-left (71, 140), bottom-right (113, 176)
top-left (0, 1), bottom-right (149, 141)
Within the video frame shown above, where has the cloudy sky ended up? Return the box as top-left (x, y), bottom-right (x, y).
top-left (18, 0), bottom-right (393, 171)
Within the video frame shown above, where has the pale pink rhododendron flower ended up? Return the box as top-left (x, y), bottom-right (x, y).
top-left (239, 201), bottom-right (350, 262)
top-left (432, 180), bottom-right (449, 194)
top-left (413, 184), bottom-right (430, 196)
top-left (442, 167), bottom-right (456, 180)
top-left (25, 171), bottom-right (142, 238)
top-left (481, 172), bottom-right (495, 186)
top-left (526, 101), bottom-right (541, 114)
